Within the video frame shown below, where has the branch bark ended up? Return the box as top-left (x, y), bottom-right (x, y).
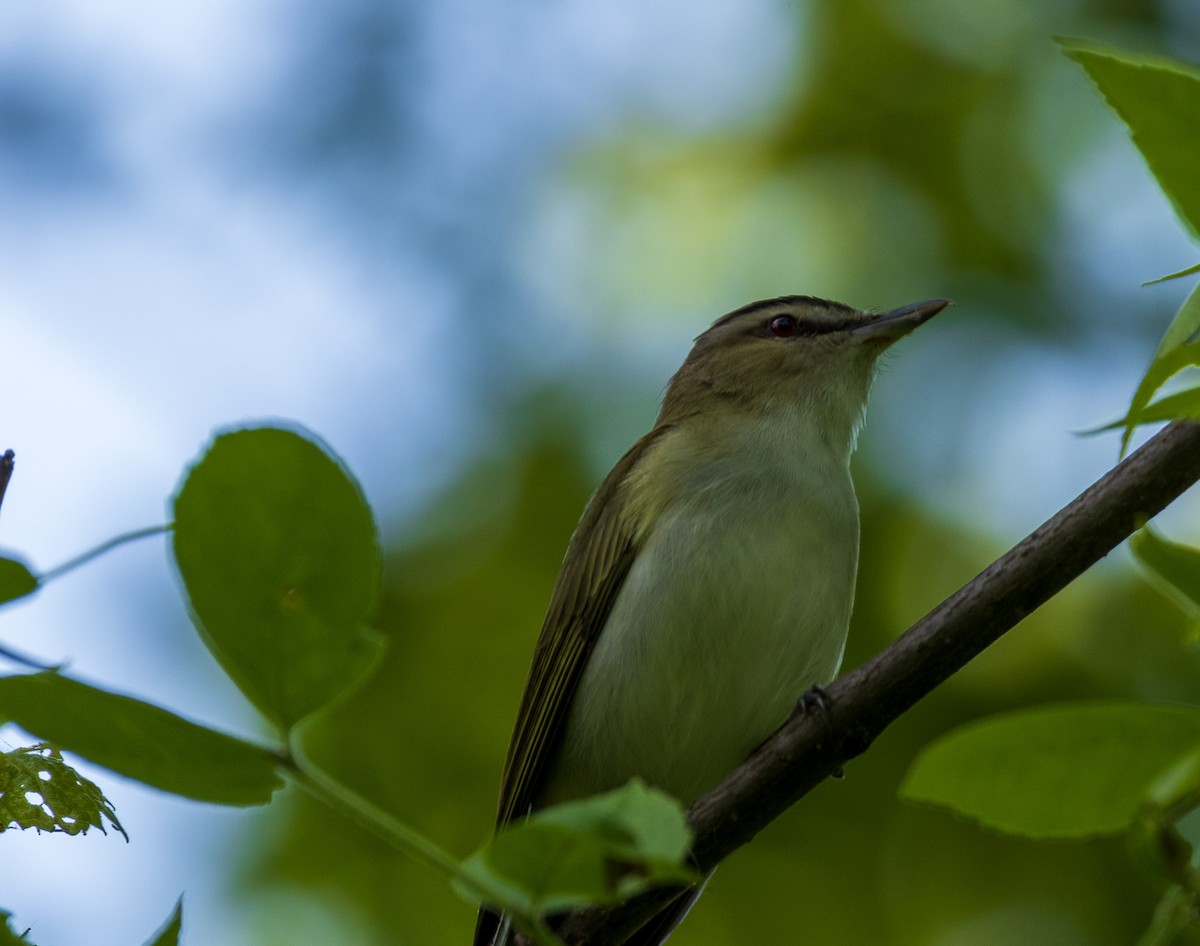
top-left (559, 420), bottom-right (1200, 945)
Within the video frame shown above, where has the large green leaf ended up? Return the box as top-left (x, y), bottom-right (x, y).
top-left (0, 672), bottom-right (283, 806)
top-left (901, 702), bottom-right (1200, 838)
top-left (458, 780), bottom-right (696, 917)
top-left (172, 425), bottom-right (385, 732)
top-left (1060, 40), bottom-right (1200, 239)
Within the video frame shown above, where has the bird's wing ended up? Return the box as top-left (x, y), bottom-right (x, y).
top-left (496, 426), bottom-right (668, 827)
top-left (473, 428), bottom-right (667, 946)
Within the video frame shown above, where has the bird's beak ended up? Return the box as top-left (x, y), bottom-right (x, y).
top-left (854, 298), bottom-right (951, 343)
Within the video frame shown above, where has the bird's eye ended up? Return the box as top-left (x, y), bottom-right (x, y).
top-left (769, 314), bottom-right (799, 337)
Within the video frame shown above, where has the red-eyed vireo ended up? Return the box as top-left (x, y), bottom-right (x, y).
top-left (475, 295), bottom-right (948, 946)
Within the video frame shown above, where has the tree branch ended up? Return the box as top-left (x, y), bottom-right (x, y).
top-left (559, 420), bottom-right (1200, 945)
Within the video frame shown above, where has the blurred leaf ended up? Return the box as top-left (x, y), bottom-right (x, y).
top-left (901, 702), bottom-right (1200, 838)
top-left (1131, 528), bottom-right (1200, 619)
top-left (1131, 746), bottom-right (1200, 889)
top-left (0, 672), bottom-right (283, 805)
top-left (0, 910), bottom-right (32, 945)
top-left (458, 780), bottom-right (696, 916)
top-left (0, 743), bottom-right (125, 839)
top-left (0, 557), bottom-right (37, 606)
top-left (1136, 885), bottom-right (1196, 946)
top-left (1146, 747), bottom-right (1200, 822)
top-left (1059, 40), bottom-right (1200, 239)
top-left (1144, 263), bottom-right (1200, 286)
top-left (1112, 284), bottom-right (1200, 453)
top-left (172, 425), bottom-right (385, 732)
top-left (142, 898), bottom-right (182, 946)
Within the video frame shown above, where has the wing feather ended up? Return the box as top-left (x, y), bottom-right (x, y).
top-left (495, 427), bottom-right (666, 825)
top-left (474, 428), bottom-right (667, 946)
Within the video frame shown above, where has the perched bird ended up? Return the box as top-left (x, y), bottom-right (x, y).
top-left (475, 295), bottom-right (948, 945)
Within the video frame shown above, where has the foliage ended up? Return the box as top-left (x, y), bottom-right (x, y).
top-left (459, 780), bottom-right (696, 917)
top-left (0, 674), bottom-right (283, 806)
top-left (0, 743), bottom-right (124, 838)
top-left (0, 910), bottom-right (33, 946)
top-left (1057, 42), bottom-right (1200, 453)
top-left (173, 428), bottom-right (386, 732)
top-left (0, 558), bottom-right (37, 608)
top-left (898, 41), bottom-right (1200, 946)
top-left (142, 900), bottom-right (183, 946)
top-left (901, 703), bottom-right (1200, 838)
top-left (0, 425), bottom-right (690, 945)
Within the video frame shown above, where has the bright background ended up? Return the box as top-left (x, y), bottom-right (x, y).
top-left (3, 1), bottom-right (1200, 944)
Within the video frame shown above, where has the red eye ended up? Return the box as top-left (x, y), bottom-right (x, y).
top-left (769, 315), bottom-right (798, 337)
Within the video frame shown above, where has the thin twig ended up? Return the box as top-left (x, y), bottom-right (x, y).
top-left (0, 450), bottom-right (14, 518)
top-left (559, 421), bottom-right (1200, 944)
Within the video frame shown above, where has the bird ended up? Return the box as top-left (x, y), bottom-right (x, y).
top-left (474, 294), bottom-right (949, 945)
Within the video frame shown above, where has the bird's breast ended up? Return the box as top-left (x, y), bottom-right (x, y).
top-left (540, 446), bottom-right (859, 807)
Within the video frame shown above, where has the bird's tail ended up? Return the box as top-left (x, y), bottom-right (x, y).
top-left (472, 877), bottom-right (708, 946)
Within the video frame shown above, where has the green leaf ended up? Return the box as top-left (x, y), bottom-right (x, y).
top-left (1131, 527), bottom-right (1200, 615)
top-left (1059, 43), bottom-right (1200, 452)
top-left (0, 910), bottom-right (33, 945)
top-left (0, 672), bottom-right (284, 806)
top-left (1144, 263), bottom-right (1200, 286)
top-left (142, 898), bottom-right (182, 946)
top-left (1059, 40), bottom-right (1200, 239)
top-left (1115, 284), bottom-right (1200, 453)
top-left (0, 557), bottom-right (37, 606)
top-left (1082, 388), bottom-right (1200, 435)
top-left (172, 425), bottom-right (385, 732)
top-left (1092, 386), bottom-right (1200, 435)
top-left (458, 780), bottom-right (697, 917)
top-left (0, 743), bottom-right (126, 838)
top-left (900, 702), bottom-right (1200, 838)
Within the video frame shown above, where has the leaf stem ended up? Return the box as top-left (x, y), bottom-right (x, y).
top-left (283, 749), bottom-right (467, 880)
top-left (1137, 885), bottom-right (1197, 946)
top-left (38, 524), bottom-right (172, 584)
top-left (282, 751), bottom-right (563, 946)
